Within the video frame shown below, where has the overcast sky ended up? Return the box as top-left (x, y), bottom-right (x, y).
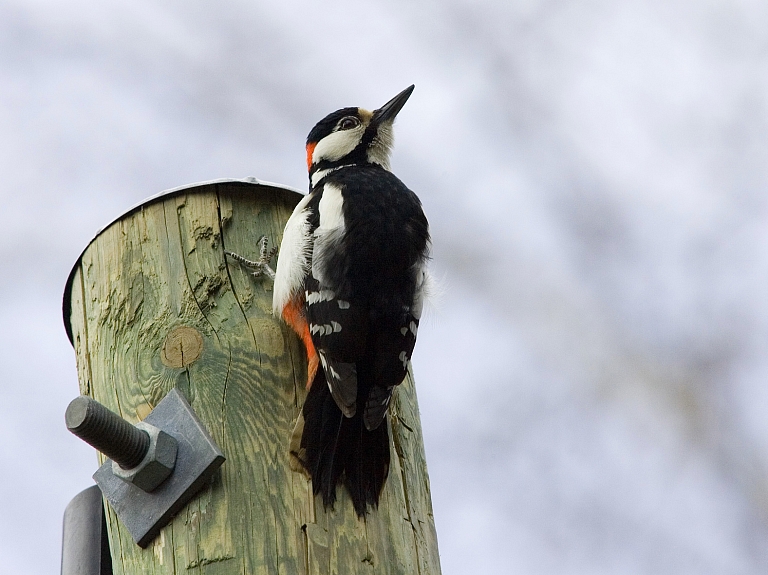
top-left (2, 1), bottom-right (768, 574)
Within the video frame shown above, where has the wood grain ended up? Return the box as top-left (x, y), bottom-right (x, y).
top-left (66, 181), bottom-right (442, 574)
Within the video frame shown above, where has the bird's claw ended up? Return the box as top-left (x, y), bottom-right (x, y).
top-left (225, 236), bottom-right (277, 280)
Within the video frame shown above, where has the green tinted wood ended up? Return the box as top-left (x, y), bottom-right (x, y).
top-left (67, 181), bottom-right (441, 574)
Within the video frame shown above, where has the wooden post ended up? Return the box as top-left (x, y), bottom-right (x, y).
top-left (64, 179), bottom-right (442, 575)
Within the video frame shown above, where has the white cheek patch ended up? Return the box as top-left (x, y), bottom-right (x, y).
top-left (312, 126), bottom-right (364, 164)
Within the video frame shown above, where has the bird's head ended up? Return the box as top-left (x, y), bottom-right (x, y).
top-left (305, 85), bottom-right (414, 181)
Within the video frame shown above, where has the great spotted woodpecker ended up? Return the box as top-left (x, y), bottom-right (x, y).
top-left (273, 85), bottom-right (431, 516)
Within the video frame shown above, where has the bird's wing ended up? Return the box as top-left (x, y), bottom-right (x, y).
top-left (363, 260), bottom-right (429, 430)
top-left (302, 181), bottom-right (368, 417)
top-left (304, 275), bottom-right (367, 418)
top-left (362, 309), bottom-right (419, 430)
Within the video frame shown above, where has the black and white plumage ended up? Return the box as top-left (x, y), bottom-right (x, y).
top-left (273, 85), bottom-right (431, 516)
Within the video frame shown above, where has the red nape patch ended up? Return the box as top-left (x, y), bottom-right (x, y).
top-left (306, 142), bottom-right (317, 171)
top-left (282, 299), bottom-right (319, 389)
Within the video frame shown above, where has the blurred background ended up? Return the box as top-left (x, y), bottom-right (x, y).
top-left (2, 0), bottom-right (768, 573)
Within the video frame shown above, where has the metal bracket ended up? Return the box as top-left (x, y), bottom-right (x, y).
top-left (68, 388), bottom-right (225, 547)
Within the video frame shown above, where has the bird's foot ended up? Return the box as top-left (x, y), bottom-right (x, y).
top-left (225, 236), bottom-right (277, 280)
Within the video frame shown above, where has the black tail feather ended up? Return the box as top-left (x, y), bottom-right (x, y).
top-left (299, 369), bottom-right (390, 516)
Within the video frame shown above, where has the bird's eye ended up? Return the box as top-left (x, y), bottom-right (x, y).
top-left (338, 117), bottom-right (360, 130)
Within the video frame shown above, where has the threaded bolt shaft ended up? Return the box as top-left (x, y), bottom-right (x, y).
top-left (66, 396), bottom-right (150, 470)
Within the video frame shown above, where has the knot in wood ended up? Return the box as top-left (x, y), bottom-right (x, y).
top-left (161, 326), bottom-right (203, 368)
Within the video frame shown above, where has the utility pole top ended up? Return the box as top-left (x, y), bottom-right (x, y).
top-left (63, 179), bottom-right (441, 574)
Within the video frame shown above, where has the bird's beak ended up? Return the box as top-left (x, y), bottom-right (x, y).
top-left (372, 85), bottom-right (415, 125)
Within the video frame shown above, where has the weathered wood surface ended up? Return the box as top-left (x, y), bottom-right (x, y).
top-left (66, 181), bottom-right (442, 575)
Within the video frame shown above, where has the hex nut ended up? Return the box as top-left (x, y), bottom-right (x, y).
top-left (112, 422), bottom-right (178, 492)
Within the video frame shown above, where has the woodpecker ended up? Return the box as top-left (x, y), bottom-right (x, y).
top-left (273, 85), bottom-right (431, 516)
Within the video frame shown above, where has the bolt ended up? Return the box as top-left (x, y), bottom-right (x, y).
top-left (66, 396), bottom-right (150, 470)
top-left (111, 422), bottom-right (178, 492)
